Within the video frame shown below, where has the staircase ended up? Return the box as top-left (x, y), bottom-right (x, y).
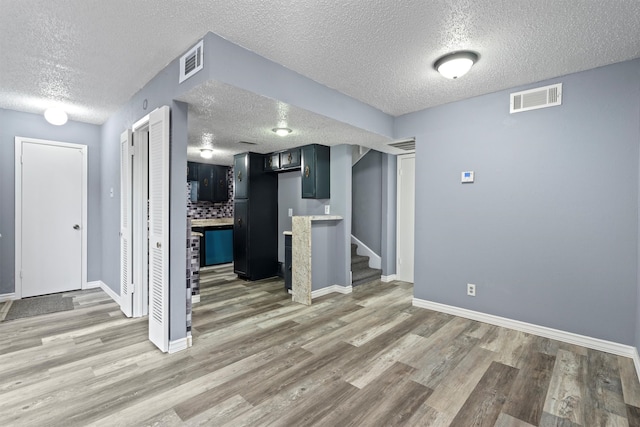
top-left (351, 243), bottom-right (382, 287)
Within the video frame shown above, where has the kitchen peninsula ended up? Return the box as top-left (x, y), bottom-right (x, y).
top-left (291, 215), bottom-right (344, 305)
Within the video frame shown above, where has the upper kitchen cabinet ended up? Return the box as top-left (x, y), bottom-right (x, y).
top-left (233, 153), bottom-right (249, 199)
top-left (198, 164), bottom-right (229, 202)
top-left (187, 162), bottom-right (199, 181)
top-left (280, 149), bottom-right (301, 169)
top-left (301, 144), bottom-right (330, 199)
top-left (264, 153), bottom-right (280, 172)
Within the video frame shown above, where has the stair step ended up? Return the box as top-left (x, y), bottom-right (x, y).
top-left (352, 267), bottom-right (382, 287)
top-left (351, 254), bottom-right (369, 269)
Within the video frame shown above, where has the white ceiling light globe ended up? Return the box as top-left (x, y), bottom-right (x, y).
top-left (434, 51), bottom-right (478, 80)
top-left (44, 108), bottom-right (68, 125)
top-left (200, 148), bottom-right (214, 159)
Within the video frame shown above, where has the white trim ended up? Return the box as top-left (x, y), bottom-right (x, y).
top-left (311, 284), bottom-right (353, 299)
top-left (396, 153), bottom-right (415, 283)
top-left (351, 235), bottom-right (381, 269)
top-left (0, 293), bottom-right (17, 302)
top-left (15, 137), bottom-right (88, 299)
top-left (87, 280), bottom-right (122, 306)
top-left (168, 337), bottom-right (189, 354)
top-left (412, 297), bottom-right (637, 358)
top-left (633, 348), bottom-right (640, 384)
top-left (380, 274), bottom-right (397, 283)
top-left (191, 294), bottom-right (201, 304)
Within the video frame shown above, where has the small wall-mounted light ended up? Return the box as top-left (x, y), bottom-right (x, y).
top-left (272, 127), bottom-right (292, 137)
top-left (200, 148), bottom-right (214, 159)
top-left (44, 108), bottom-right (68, 125)
top-left (434, 51), bottom-right (478, 79)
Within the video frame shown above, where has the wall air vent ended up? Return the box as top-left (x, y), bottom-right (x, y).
top-left (510, 83), bottom-right (562, 114)
top-left (388, 138), bottom-right (416, 152)
top-left (179, 40), bottom-right (204, 83)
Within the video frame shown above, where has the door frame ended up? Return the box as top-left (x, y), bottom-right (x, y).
top-left (14, 137), bottom-right (88, 299)
top-left (132, 115), bottom-right (150, 317)
top-left (396, 153), bottom-right (415, 283)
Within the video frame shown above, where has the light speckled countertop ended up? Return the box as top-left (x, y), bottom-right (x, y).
top-left (296, 215), bottom-right (343, 221)
top-left (191, 218), bottom-right (234, 227)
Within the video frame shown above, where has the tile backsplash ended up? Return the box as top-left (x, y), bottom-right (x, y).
top-left (187, 167), bottom-right (234, 219)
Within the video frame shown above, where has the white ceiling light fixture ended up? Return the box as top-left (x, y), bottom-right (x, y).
top-left (272, 127), bottom-right (292, 137)
top-left (44, 108), bottom-right (68, 125)
top-left (200, 148), bottom-right (214, 159)
top-left (434, 51), bottom-right (479, 80)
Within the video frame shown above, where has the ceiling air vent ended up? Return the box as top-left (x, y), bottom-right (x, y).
top-left (388, 138), bottom-right (416, 152)
top-left (510, 83), bottom-right (562, 114)
top-left (179, 40), bottom-right (204, 83)
top-left (237, 141), bottom-right (258, 145)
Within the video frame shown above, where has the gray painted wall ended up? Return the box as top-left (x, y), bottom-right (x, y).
top-left (0, 108), bottom-right (102, 295)
top-left (395, 59), bottom-right (640, 345)
top-left (352, 150), bottom-right (383, 255)
top-left (277, 144), bottom-right (352, 287)
top-left (381, 153), bottom-right (397, 276)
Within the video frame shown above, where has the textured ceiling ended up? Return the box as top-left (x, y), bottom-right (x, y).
top-left (1, 1), bottom-right (639, 124)
top-left (177, 81), bottom-right (394, 166)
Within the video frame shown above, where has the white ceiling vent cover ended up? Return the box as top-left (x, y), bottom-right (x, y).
top-left (510, 83), bottom-right (562, 114)
top-left (179, 40), bottom-right (204, 84)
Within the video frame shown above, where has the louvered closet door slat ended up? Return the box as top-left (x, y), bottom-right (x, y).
top-left (120, 129), bottom-right (133, 317)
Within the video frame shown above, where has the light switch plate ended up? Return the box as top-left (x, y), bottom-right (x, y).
top-left (461, 171), bottom-right (474, 183)
top-left (324, 205), bottom-right (330, 214)
top-left (288, 208), bottom-right (293, 217)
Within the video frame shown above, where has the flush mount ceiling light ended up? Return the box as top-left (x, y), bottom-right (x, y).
top-left (44, 107), bottom-right (68, 125)
top-left (200, 148), bottom-right (214, 159)
top-left (272, 127), bottom-right (292, 137)
top-left (434, 51), bottom-right (478, 79)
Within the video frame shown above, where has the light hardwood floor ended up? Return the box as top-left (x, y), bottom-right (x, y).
top-left (1, 266), bottom-right (640, 426)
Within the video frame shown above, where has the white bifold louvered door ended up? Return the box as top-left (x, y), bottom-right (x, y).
top-left (148, 106), bottom-right (170, 352)
top-left (120, 129), bottom-right (134, 317)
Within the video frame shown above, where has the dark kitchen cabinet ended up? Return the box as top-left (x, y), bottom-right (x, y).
top-left (234, 154), bottom-right (249, 199)
top-left (265, 153), bottom-right (280, 171)
top-left (301, 144), bottom-right (330, 199)
top-left (233, 152), bottom-right (278, 280)
top-left (187, 162), bottom-right (199, 181)
top-left (280, 149), bottom-right (301, 169)
top-left (198, 164), bottom-right (229, 202)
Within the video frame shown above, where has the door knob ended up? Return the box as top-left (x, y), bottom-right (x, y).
top-left (156, 242), bottom-right (162, 249)
top-left (73, 224), bottom-right (80, 230)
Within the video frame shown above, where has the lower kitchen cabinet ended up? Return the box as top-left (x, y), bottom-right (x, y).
top-left (233, 194), bottom-right (278, 280)
top-left (193, 225), bottom-right (234, 267)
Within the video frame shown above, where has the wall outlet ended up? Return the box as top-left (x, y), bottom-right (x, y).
top-left (324, 205), bottom-right (330, 214)
top-left (467, 283), bottom-right (476, 296)
top-left (288, 208), bottom-right (293, 217)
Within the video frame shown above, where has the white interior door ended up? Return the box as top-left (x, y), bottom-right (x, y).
top-left (148, 106), bottom-right (170, 352)
top-left (397, 154), bottom-right (415, 283)
top-left (16, 138), bottom-right (86, 298)
top-left (120, 130), bottom-right (134, 317)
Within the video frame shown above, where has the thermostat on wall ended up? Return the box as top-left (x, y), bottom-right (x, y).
top-left (461, 171), bottom-right (474, 183)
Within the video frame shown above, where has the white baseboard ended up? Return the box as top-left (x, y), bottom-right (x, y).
top-left (351, 235), bottom-right (381, 269)
top-left (87, 280), bottom-right (121, 306)
top-left (0, 293), bottom-right (17, 302)
top-left (191, 294), bottom-right (200, 304)
top-left (412, 297), bottom-right (637, 359)
top-left (381, 274), bottom-right (396, 283)
top-left (312, 284), bottom-right (353, 299)
top-left (169, 337), bottom-right (189, 354)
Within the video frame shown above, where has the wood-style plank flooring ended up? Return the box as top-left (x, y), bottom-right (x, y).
top-left (1, 265), bottom-right (640, 426)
